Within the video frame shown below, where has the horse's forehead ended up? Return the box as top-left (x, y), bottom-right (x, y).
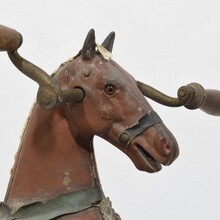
top-left (55, 55), bottom-right (129, 90)
top-left (70, 56), bottom-right (123, 79)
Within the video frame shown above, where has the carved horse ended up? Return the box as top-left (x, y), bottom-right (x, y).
top-left (0, 25), bottom-right (220, 219)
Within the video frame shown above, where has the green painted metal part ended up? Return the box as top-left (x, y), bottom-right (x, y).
top-left (0, 187), bottom-right (104, 220)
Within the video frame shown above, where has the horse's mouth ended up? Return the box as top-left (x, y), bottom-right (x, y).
top-left (136, 144), bottom-right (162, 172)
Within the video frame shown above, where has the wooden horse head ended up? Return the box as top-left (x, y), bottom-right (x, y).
top-left (54, 29), bottom-right (180, 172)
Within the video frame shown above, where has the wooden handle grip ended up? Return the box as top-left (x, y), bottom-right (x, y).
top-left (178, 83), bottom-right (220, 116)
top-left (0, 24), bottom-right (22, 52)
top-left (200, 89), bottom-right (220, 116)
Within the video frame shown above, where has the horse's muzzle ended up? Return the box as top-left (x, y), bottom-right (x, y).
top-left (119, 111), bottom-right (162, 147)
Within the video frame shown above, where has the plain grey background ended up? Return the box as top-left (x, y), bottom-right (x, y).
top-left (0, 1), bottom-right (220, 219)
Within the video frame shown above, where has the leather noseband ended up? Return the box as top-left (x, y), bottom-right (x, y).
top-left (119, 111), bottom-right (162, 147)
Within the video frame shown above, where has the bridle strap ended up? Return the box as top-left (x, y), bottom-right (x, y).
top-left (119, 111), bottom-right (162, 147)
top-left (0, 187), bottom-right (104, 220)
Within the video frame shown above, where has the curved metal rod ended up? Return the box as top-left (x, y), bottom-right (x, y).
top-left (138, 81), bottom-right (220, 116)
top-left (8, 50), bottom-right (59, 109)
top-left (8, 50), bottom-right (84, 109)
top-left (137, 81), bottom-right (188, 107)
top-left (8, 51), bottom-right (53, 89)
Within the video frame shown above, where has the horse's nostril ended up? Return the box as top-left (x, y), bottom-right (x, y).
top-left (161, 138), bottom-right (171, 155)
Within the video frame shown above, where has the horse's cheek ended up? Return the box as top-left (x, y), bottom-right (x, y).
top-left (99, 103), bottom-right (115, 120)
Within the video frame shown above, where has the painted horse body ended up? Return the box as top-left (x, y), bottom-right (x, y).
top-left (4, 103), bottom-right (112, 219)
top-left (0, 28), bottom-right (180, 219)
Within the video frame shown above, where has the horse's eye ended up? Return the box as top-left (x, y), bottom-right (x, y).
top-left (104, 84), bottom-right (116, 96)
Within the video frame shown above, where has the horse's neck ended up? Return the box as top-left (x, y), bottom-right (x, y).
top-left (4, 104), bottom-right (101, 213)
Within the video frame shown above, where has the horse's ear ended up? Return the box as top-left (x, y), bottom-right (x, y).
top-left (102, 32), bottom-right (115, 52)
top-left (82, 29), bottom-right (96, 60)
